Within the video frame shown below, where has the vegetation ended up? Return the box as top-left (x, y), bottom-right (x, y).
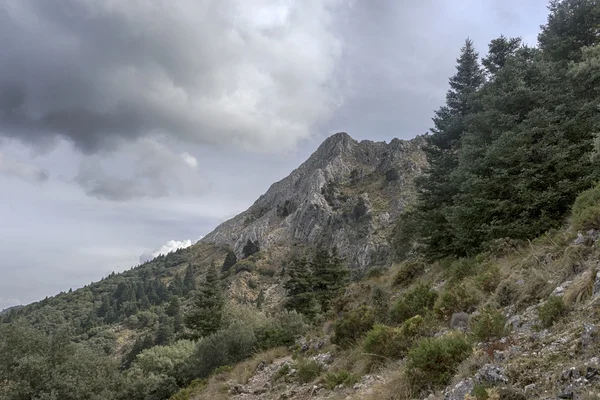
top-left (469, 308), bottom-right (508, 342)
top-left (2, 1), bottom-right (600, 399)
top-left (388, 284), bottom-right (437, 324)
top-left (395, 0), bottom-right (600, 259)
top-left (284, 248), bottom-right (349, 318)
top-left (537, 295), bottom-right (568, 328)
top-left (405, 332), bottom-right (472, 391)
top-left (332, 306), bottom-right (375, 347)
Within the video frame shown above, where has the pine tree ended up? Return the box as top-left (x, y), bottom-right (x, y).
top-left (182, 264), bottom-right (196, 295)
top-left (414, 38), bottom-right (484, 259)
top-left (284, 257), bottom-right (319, 318)
top-left (221, 250), bottom-right (237, 273)
top-left (166, 296), bottom-right (181, 317)
top-left (184, 265), bottom-right (224, 338)
top-left (311, 247), bottom-right (348, 311)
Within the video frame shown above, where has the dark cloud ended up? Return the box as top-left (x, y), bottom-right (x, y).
top-left (0, 0), bottom-right (342, 153)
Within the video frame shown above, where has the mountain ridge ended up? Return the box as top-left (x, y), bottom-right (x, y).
top-left (201, 132), bottom-right (427, 270)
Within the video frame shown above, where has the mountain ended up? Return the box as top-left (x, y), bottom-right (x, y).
top-left (202, 132), bottom-right (427, 271)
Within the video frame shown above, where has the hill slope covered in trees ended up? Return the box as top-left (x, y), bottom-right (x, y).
top-left (2, 1), bottom-right (600, 399)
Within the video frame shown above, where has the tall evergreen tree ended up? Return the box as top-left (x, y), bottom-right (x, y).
top-left (311, 247), bottom-right (348, 311)
top-left (182, 264), bottom-right (196, 295)
top-left (184, 265), bottom-right (224, 338)
top-left (284, 257), bottom-right (319, 318)
top-left (414, 38), bottom-right (485, 259)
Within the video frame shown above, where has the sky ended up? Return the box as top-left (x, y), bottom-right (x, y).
top-left (0, 0), bottom-right (549, 310)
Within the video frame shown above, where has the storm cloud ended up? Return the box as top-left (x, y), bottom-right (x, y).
top-left (0, 0), bottom-right (342, 153)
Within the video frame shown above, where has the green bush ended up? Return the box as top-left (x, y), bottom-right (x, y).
top-left (332, 306), bottom-right (375, 347)
top-left (406, 332), bottom-right (472, 391)
top-left (393, 261), bottom-right (424, 287)
top-left (323, 370), bottom-right (359, 389)
top-left (469, 308), bottom-right (507, 342)
top-left (448, 258), bottom-right (478, 281)
top-left (389, 284), bottom-right (437, 324)
top-left (363, 324), bottom-right (405, 360)
top-left (187, 322), bottom-right (257, 379)
top-left (259, 310), bottom-right (309, 349)
top-left (475, 265), bottom-right (501, 293)
top-left (434, 284), bottom-right (479, 319)
top-left (363, 316), bottom-right (428, 361)
top-left (294, 359), bottom-right (323, 383)
top-left (571, 184), bottom-right (600, 231)
top-left (537, 296), bottom-right (567, 328)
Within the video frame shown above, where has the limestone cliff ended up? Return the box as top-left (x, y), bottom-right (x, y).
top-left (201, 132), bottom-right (426, 270)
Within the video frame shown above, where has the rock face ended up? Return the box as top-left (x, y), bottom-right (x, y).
top-left (201, 132), bottom-right (427, 270)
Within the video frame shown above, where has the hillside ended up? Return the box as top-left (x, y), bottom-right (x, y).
top-left (2, 1), bottom-right (600, 399)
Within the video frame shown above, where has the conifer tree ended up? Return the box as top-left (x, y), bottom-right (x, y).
top-left (221, 250), bottom-right (237, 273)
top-left (284, 257), bottom-right (319, 318)
top-left (414, 38), bottom-right (484, 259)
top-left (182, 264), bottom-right (196, 295)
top-left (184, 265), bottom-right (224, 338)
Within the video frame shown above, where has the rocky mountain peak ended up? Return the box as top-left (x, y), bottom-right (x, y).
top-left (201, 133), bottom-right (427, 270)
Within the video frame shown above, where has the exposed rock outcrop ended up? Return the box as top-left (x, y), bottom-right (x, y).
top-left (201, 132), bottom-right (427, 270)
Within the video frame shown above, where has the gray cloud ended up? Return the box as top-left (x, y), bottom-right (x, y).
top-left (0, 151), bottom-right (48, 183)
top-left (75, 138), bottom-right (207, 201)
top-left (0, 0), bottom-right (342, 153)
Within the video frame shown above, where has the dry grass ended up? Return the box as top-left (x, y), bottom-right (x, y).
top-left (191, 347), bottom-right (289, 400)
top-left (362, 366), bottom-right (419, 400)
top-left (564, 267), bottom-right (597, 306)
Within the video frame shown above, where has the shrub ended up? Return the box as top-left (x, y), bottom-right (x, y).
top-left (469, 308), bottom-right (507, 342)
top-left (332, 306), bottom-right (375, 347)
top-left (363, 324), bottom-right (405, 360)
top-left (187, 322), bottom-right (257, 379)
top-left (234, 260), bottom-right (255, 274)
top-left (370, 285), bottom-right (390, 322)
top-left (406, 332), bottom-right (472, 391)
top-left (475, 265), bottom-right (501, 293)
top-left (537, 296), bottom-right (567, 328)
top-left (434, 284), bottom-right (480, 319)
top-left (323, 370), bottom-right (359, 389)
top-left (133, 340), bottom-right (196, 380)
top-left (571, 184), bottom-right (600, 231)
top-left (389, 284), bottom-right (437, 324)
top-left (393, 261), bottom-right (425, 287)
top-left (366, 267), bottom-right (385, 278)
top-left (448, 258), bottom-right (478, 281)
top-left (363, 316), bottom-right (428, 361)
top-left (494, 280), bottom-right (518, 307)
top-left (294, 359), bottom-right (323, 383)
top-left (255, 311), bottom-right (308, 350)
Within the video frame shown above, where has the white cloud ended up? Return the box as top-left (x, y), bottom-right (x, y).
top-left (181, 152), bottom-right (199, 169)
top-left (0, 151), bottom-right (49, 183)
top-left (139, 239), bottom-right (194, 264)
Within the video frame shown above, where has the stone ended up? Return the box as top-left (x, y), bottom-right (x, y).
top-left (561, 367), bottom-right (581, 382)
top-left (552, 281), bottom-right (573, 297)
top-left (443, 378), bottom-right (474, 400)
top-left (581, 323), bottom-right (597, 350)
top-left (450, 312), bottom-right (470, 330)
top-left (475, 364), bottom-right (508, 385)
top-left (523, 383), bottom-right (536, 394)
